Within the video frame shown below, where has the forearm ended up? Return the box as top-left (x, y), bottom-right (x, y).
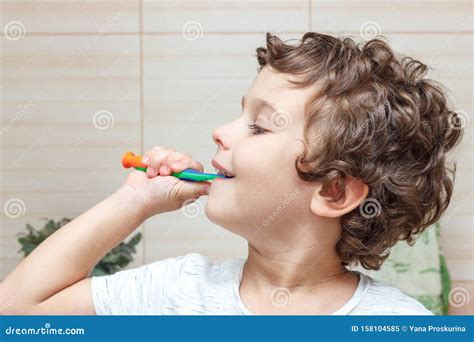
top-left (0, 185), bottom-right (147, 313)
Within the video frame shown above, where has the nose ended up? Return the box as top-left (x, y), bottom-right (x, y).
top-left (212, 124), bottom-right (230, 150)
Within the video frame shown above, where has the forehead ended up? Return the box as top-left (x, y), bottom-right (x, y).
top-left (245, 66), bottom-right (315, 120)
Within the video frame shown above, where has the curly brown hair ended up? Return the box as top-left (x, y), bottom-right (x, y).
top-left (256, 32), bottom-right (464, 270)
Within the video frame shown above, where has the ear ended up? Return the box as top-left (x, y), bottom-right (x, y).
top-left (310, 176), bottom-right (368, 218)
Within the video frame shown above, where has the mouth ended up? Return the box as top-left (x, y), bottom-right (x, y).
top-left (211, 159), bottom-right (235, 178)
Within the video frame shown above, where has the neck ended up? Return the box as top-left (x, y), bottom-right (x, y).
top-left (244, 218), bottom-right (349, 290)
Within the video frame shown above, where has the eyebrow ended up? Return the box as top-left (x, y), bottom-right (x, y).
top-left (241, 95), bottom-right (277, 114)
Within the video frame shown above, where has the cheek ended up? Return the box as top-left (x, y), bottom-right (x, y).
top-left (233, 136), bottom-right (307, 221)
top-left (233, 140), bottom-right (266, 179)
top-left (234, 135), bottom-right (302, 187)
top-left (206, 133), bottom-right (312, 234)
top-left (233, 136), bottom-right (284, 191)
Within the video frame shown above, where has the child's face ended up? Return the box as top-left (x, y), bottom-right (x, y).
top-left (206, 66), bottom-right (319, 241)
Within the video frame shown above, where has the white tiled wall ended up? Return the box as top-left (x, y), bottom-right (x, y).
top-left (1, 0), bottom-right (472, 314)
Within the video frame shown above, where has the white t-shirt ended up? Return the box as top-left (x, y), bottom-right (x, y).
top-left (91, 253), bottom-right (434, 315)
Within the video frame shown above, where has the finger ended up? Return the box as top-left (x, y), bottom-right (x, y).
top-left (142, 146), bottom-right (169, 164)
top-left (159, 152), bottom-right (192, 175)
top-left (146, 147), bottom-right (175, 177)
top-left (178, 181), bottom-right (211, 200)
top-left (166, 159), bottom-right (204, 175)
top-left (142, 147), bottom-right (169, 176)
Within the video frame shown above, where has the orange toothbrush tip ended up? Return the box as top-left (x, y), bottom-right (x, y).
top-left (122, 151), bottom-right (147, 169)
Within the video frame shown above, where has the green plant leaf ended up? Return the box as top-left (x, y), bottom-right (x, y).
top-left (17, 217), bottom-right (142, 276)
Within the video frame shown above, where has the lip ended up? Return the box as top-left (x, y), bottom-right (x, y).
top-left (211, 159), bottom-right (235, 178)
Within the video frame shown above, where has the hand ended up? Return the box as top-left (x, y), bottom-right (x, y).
top-left (119, 146), bottom-right (210, 219)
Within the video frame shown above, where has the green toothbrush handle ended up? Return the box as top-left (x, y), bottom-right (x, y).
top-left (133, 167), bottom-right (227, 182)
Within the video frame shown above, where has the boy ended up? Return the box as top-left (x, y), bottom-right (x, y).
top-left (0, 32), bottom-right (462, 315)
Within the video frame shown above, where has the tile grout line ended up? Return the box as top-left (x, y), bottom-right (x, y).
top-left (139, 0), bottom-right (146, 266)
top-left (15, 31), bottom-right (474, 36)
top-left (308, 0), bottom-right (312, 30)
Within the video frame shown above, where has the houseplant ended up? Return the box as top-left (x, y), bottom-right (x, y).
top-left (17, 217), bottom-right (141, 276)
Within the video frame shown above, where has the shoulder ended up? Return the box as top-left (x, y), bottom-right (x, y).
top-left (99, 253), bottom-right (243, 282)
top-left (160, 253), bottom-right (245, 314)
top-left (176, 253), bottom-right (245, 282)
top-left (354, 274), bottom-right (434, 315)
top-left (90, 253), bottom-right (244, 315)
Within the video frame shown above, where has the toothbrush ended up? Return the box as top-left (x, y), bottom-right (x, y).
top-left (122, 151), bottom-right (230, 182)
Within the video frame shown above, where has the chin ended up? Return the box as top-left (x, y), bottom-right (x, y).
top-left (206, 193), bottom-right (263, 241)
top-left (205, 193), bottom-right (227, 226)
top-left (205, 193), bottom-right (241, 234)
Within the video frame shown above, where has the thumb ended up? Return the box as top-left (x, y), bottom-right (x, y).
top-left (178, 181), bottom-right (210, 199)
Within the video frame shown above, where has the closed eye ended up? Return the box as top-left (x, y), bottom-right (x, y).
top-left (247, 123), bottom-right (269, 135)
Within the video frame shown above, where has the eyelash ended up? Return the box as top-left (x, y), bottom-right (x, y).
top-left (247, 123), bottom-right (268, 135)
